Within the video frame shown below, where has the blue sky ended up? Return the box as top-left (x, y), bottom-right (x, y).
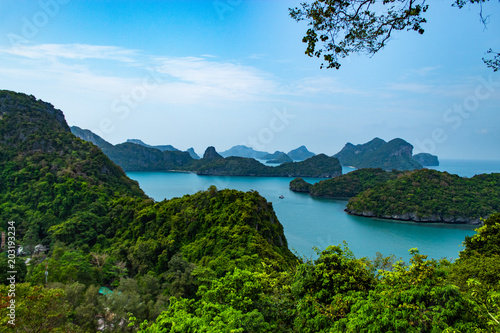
top-left (0, 0), bottom-right (499, 159)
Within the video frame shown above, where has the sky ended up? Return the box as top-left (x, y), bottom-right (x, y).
top-left (0, 0), bottom-right (499, 160)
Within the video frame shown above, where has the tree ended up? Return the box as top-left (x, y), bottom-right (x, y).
top-left (290, 0), bottom-right (499, 71)
top-left (0, 283), bottom-right (75, 332)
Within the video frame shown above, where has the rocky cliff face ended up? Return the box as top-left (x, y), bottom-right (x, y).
top-left (344, 209), bottom-right (482, 225)
top-left (203, 146), bottom-right (223, 161)
top-left (334, 137), bottom-right (422, 171)
top-left (388, 138), bottom-right (413, 157)
top-left (71, 126), bottom-right (113, 149)
top-left (187, 147), bottom-right (200, 159)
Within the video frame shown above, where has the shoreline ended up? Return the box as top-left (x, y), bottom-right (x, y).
top-left (345, 209), bottom-right (484, 225)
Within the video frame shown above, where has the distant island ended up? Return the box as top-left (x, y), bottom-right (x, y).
top-left (220, 144), bottom-right (316, 162)
top-left (71, 128), bottom-right (341, 178)
top-left (220, 145), bottom-right (269, 159)
top-left (126, 138), bottom-right (180, 152)
top-left (333, 138), bottom-right (438, 171)
top-left (265, 152), bottom-right (293, 164)
top-left (413, 152), bottom-right (439, 166)
top-left (197, 148), bottom-right (341, 178)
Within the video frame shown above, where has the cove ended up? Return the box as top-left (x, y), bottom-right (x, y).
top-left (127, 170), bottom-right (477, 262)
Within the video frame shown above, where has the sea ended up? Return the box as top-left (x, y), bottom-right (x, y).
top-left (127, 159), bottom-right (500, 262)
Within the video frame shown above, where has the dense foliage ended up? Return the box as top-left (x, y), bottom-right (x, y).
top-left (347, 169), bottom-right (500, 223)
top-left (135, 229), bottom-right (500, 332)
top-left (334, 137), bottom-right (422, 170)
top-left (289, 177), bottom-right (313, 193)
top-left (289, 0), bottom-right (499, 71)
top-left (0, 90), bottom-right (146, 245)
top-left (290, 168), bottom-right (404, 198)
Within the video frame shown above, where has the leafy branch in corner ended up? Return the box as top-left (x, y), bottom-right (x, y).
top-left (290, 0), bottom-right (499, 71)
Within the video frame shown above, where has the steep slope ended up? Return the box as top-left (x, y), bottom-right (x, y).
top-left (334, 138), bottom-right (386, 166)
top-left (0, 90), bottom-right (146, 245)
top-left (70, 126), bottom-right (113, 149)
top-left (187, 147), bottom-right (200, 159)
top-left (111, 187), bottom-right (297, 276)
top-left (0, 90), bottom-right (297, 275)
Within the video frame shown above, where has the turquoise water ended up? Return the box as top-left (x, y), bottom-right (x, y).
top-left (126, 160), bottom-right (499, 262)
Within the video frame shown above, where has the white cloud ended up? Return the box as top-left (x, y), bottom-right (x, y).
top-left (153, 56), bottom-right (279, 101)
top-left (0, 43), bottom-right (284, 106)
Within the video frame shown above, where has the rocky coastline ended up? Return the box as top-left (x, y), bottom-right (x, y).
top-left (344, 209), bottom-right (483, 225)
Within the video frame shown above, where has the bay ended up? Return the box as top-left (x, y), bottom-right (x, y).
top-left (126, 159), bottom-right (499, 262)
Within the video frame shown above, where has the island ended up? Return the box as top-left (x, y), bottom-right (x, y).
top-left (346, 169), bottom-right (500, 224)
top-left (266, 152), bottom-right (293, 164)
top-left (413, 152), bottom-right (439, 166)
top-left (219, 145), bottom-right (269, 159)
top-left (333, 138), bottom-right (424, 170)
top-left (290, 168), bottom-right (404, 199)
top-left (2, 90), bottom-right (499, 332)
top-left (71, 128), bottom-right (341, 178)
top-left (197, 148), bottom-right (341, 178)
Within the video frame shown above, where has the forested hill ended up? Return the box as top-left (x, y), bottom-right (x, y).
top-left (0, 91), bottom-right (147, 244)
top-left (290, 168), bottom-right (405, 198)
top-left (0, 90), bottom-right (298, 329)
top-left (346, 169), bottom-right (500, 223)
top-left (0, 90), bottom-right (295, 263)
